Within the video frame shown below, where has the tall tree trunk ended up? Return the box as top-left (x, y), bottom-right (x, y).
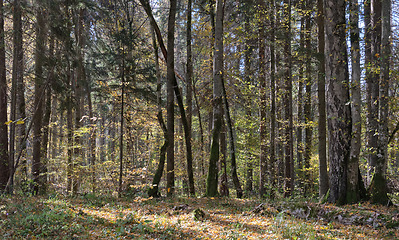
top-left (32, 4), bottom-right (46, 195)
top-left (258, 0), bottom-right (268, 197)
top-left (283, 0), bottom-right (294, 197)
top-left (166, 0), bottom-right (177, 197)
top-left (367, 0), bottom-right (381, 182)
top-left (148, 27), bottom-right (168, 198)
top-left (186, 0), bottom-right (195, 196)
top-left (0, 0), bottom-right (8, 192)
top-left (304, 0), bottom-right (313, 195)
top-left (324, 0), bottom-right (352, 205)
top-left (269, 0), bottom-right (276, 198)
top-left (348, 0), bottom-right (362, 203)
top-left (364, 0), bottom-right (373, 184)
top-left (371, 0), bottom-right (390, 205)
top-left (139, 0), bottom-right (195, 197)
top-left (317, 0), bottom-right (328, 199)
top-left (206, 0), bottom-right (225, 197)
top-left (13, 0), bottom-right (26, 189)
top-left (118, 56), bottom-right (125, 197)
top-left (297, 15), bottom-right (304, 192)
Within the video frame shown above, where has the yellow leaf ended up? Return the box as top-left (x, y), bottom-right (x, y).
top-left (16, 120), bottom-right (25, 125)
top-left (5, 120), bottom-right (12, 125)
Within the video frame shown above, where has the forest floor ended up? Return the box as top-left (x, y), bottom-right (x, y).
top-left (0, 193), bottom-right (399, 239)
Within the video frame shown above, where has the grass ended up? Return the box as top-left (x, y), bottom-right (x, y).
top-left (0, 194), bottom-right (398, 239)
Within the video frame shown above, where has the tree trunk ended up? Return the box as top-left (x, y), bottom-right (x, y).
top-left (147, 28), bottom-right (168, 198)
top-left (0, 0), bottom-right (9, 192)
top-left (258, 0), bottom-right (268, 197)
top-left (364, 0), bottom-right (373, 184)
top-left (166, 0), bottom-right (177, 197)
top-left (367, 0), bottom-right (381, 182)
top-left (304, 0), bottom-right (313, 196)
top-left (206, 0), bottom-right (225, 197)
top-left (186, 0), bottom-right (195, 196)
top-left (324, 0), bottom-right (352, 205)
top-left (283, 0), bottom-right (294, 197)
top-left (13, 0), bottom-right (26, 189)
top-left (370, 0), bottom-right (390, 205)
top-left (32, 4), bottom-right (46, 195)
top-left (269, 0), bottom-right (276, 198)
top-left (348, 0), bottom-right (362, 203)
top-left (317, 0), bottom-right (328, 199)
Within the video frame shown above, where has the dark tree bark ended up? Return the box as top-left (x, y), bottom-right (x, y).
top-left (139, 0), bottom-right (195, 197)
top-left (0, 0), bottom-right (9, 192)
top-left (283, 0), bottom-right (294, 197)
top-left (12, 0), bottom-right (26, 190)
top-left (324, 0), bottom-right (352, 204)
top-left (317, 0), bottom-right (329, 199)
top-left (258, 0), bottom-right (268, 197)
top-left (147, 28), bottom-right (167, 198)
top-left (166, 0), bottom-right (177, 197)
top-left (186, 0), bottom-right (195, 196)
top-left (269, 0), bottom-right (276, 198)
top-left (367, 0), bottom-right (381, 182)
top-left (32, 4), bottom-right (46, 195)
top-left (304, 0), bottom-right (313, 195)
top-left (297, 15), bottom-right (304, 193)
top-left (370, 0), bottom-right (390, 205)
top-left (206, 0), bottom-right (225, 197)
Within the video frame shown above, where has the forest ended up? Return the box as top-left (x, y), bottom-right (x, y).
top-left (0, 0), bottom-right (399, 239)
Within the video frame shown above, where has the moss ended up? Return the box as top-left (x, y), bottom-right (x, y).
top-left (369, 172), bottom-right (390, 205)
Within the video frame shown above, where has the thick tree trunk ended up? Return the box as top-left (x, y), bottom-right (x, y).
top-left (0, 0), bottom-right (8, 192)
top-left (324, 0), bottom-right (352, 204)
top-left (317, 0), bottom-right (328, 199)
top-left (371, 0), bottom-right (390, 205)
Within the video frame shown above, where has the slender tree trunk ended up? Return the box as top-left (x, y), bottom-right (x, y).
top-left (297, 15), bottom-right (305, 193)
top-left (186, 0), bottom-right (195, 196)
top-left (348, 0), bottom-right (362, 203)
top-left (166, 0), bottom-right (177, 197)
top-left (147, 29), bottom-right (167, 198)
top-left (258, 0), bottom-right (268, 197)
top-left (304, 0), bottom-right (313, 195)
top-left (367, 0), bottom-right (381, 182)
top-left (206, 0), bottom-right (225, 197)
top-left (269, 0), bottom-right (276, 198)
top-left (324, 0), bottom-right (352, 205)
top-left (317, 0), bottom-right (328, 199)
top-left (139, 0), bottom-right (195, 197)
top-left (0, 0), bottom-right (8, 192)
top-left (371, 0), bottom-right (390, 205)
top-left (219, 119), bottom-right (229, 196)
top-left (13, 0), bottom-right (26, 189)
top-left (32, 4), bottom-right (46, 195)
top-left (283, 0), bottom-right (294, 197)
top-left (364, 0), bottom-right (372, 184)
